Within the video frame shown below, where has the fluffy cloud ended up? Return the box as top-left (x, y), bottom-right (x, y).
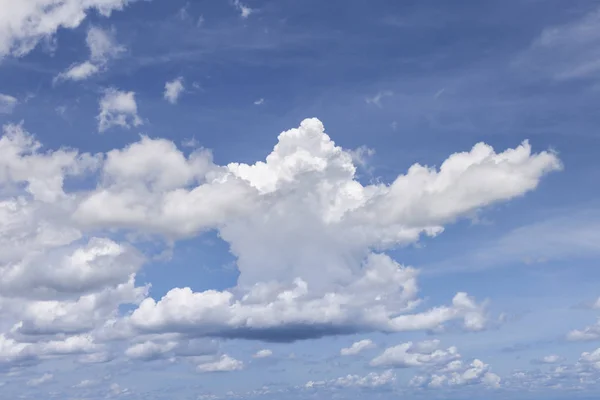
top-left (370, 340), bottom-right (460, 368)
top-left (253, 349), bottom-right (272, 358)
top-left (197, 354), bottom-right (244, 372)
top-left (164, 77), bottom-right (185, 104)
top-left (410, 359), bottom-right (501, 389)
top-left (97, 88), bottom-right (142, 132)
top-left (568, 318), bottom-right (600, 341)
top-left (340, 339), bottom-right (375, 356)
top-left (72, 118), bottom-right (558, 341)
top-left (0, 118), bottom-right (560, 377)
top-left (0, 94), bottom-right (17, 113)
top-left (56, 26), bottom-right (125, 82)
top-left (0, 0), bottom-right (137, 58)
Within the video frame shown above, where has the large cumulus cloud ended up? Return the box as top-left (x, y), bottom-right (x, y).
top-left (0, 118), bottom-right (561, 370)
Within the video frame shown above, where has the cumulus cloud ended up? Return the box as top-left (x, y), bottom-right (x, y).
top-left (73, 118), bottom-right (558, 342)
top-left (0, 118), bottom-right (560, 378)
top-left (164, 77), bottom-right (185, 104)
top-left (340, 339), bottom-right (375, 356)
top-left (55, 26), bottom-right (125, 82)
top-left (568, 318), bottom-right (600, 342)
top-left (410, 359), bottom-right (501, 389)
top-left (197, 354), bottom-right (243, 372)
top-left (0, 0), bottom-right (137, 59)
top-left (0, 94), bottom-right (17, 113)
top-left (370, 340), bottom-right (460, 368)
top-left (97, 88), bottom-right (142, 132)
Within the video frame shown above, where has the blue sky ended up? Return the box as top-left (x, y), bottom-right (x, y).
top-left (1, 0), bottom-right (600, 399)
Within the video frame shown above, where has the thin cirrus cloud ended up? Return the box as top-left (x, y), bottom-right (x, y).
top-left (513, 6), bottom-right (600, 81)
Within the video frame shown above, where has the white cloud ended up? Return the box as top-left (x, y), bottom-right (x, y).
top-left (370, 340), bottom-right (460, 368)
top-left (540, 355), bottom-right (562, 364)
top-left (410, 359), bottom-right (501, 389)
top-left (568, 318), bottom-right (600, 342)
top-left (68, 118), bottom-right (558, 340)
top-left (340, 339), bottom-right (375, 356)
top-left (197, 354), bottom-right (243, 372)
top-left (233, 0), bottom-right (253, 18)
top-left (97, 88), bottom-right (142, 132)
top-left (0, 117), bottom-right (561, 380)
top-left (27, 373), bottom-right (53, 386)
top-left (164, 77), bottom-right (185, 104)
top-left (58, 61), bottom-right (100, 81)
top-left (56, 26), bottom-right (124, 83)
top-left (0, 94), bottom-right (17, 114)
top-left (254, 98), bottom-right (264, 105)
top-left (0, 0), bottom-right (136, 58)
top-left (253, 349), bottom-right (272, 358)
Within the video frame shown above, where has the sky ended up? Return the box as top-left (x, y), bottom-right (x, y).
top-left (0, 0), bottom-right (600, 399)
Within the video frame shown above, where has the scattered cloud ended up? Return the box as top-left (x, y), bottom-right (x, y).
top-left (254, 98), bottom-right (264, 105)
top-left (197, 355), bottom-right (244, 372)
top-left (164, 77), bottom-right (185, 104)
top-left (534, 354), bottom-right (563, 364)
top-left (233, 0), bottom-right (253, 18)
top-left (410, 359), bottom-right (501, 389)
top-left (253, 349), bottom-right (273, 358)
top-left (340, 339), bottom-right (375, 356)
top-left (0, 94), bottom-right (17, 114)
top-left (305, 370), bottom-right (396, 389)
top-left (55, 26), bottom-right (125, 82)
top-left (370, 340), bottom-right (460, 368)
top-left (97, 88), bottom-right (142, 132)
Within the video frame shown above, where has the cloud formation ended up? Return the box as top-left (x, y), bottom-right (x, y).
top-left (56, 26), bottom-right (125, 82)
top-left (0, 118), bottom-right (561, 378)
top-left (97, 88), bottom-right (142, 132)
top-left (164, 77), bottom-right (185, 104)
top-left (0, 93), bottom-right (17, 113)
top-left (341, 339), bottom-right (375, 356)
top-left (0, 0), bottom-right (137, 58)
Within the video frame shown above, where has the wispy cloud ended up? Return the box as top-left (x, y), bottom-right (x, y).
top-left (0, 93), bottom-right (18, 113)
top-left (365, 90), bottom-right (393, 107)
top-left (426, 208), bottom-right (600, 275)
top-left (514, 7), bottom-right (600, 81)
